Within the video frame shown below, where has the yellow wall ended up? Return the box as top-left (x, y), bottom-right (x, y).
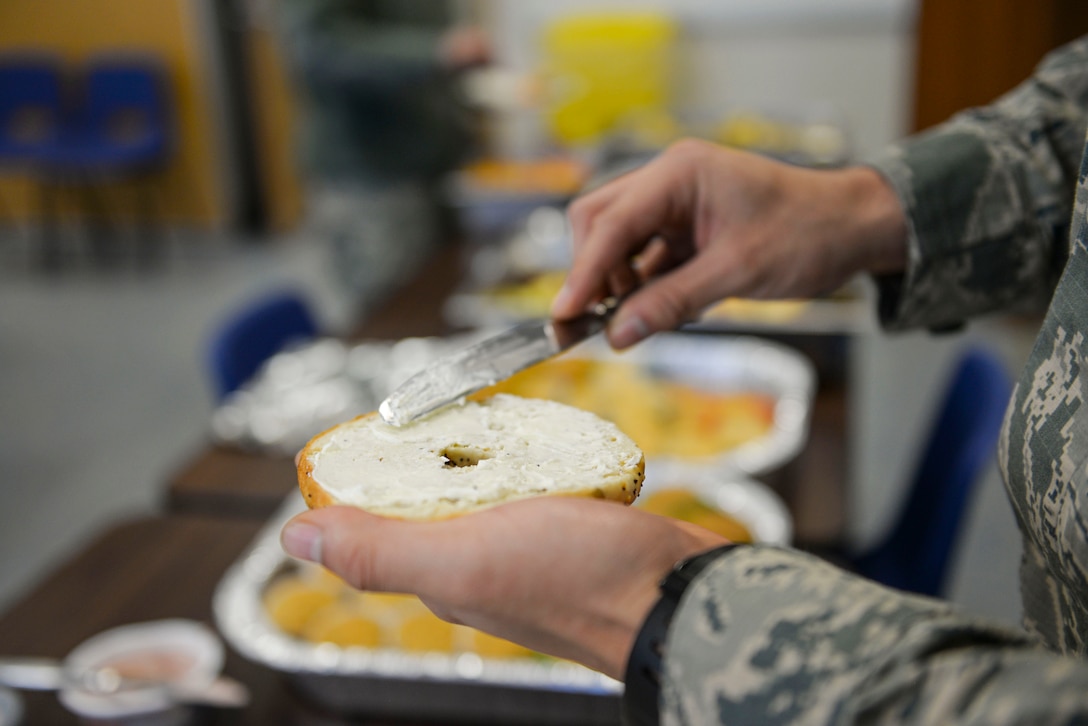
top-left (0, 0), bottom-right (303, 230)
top-left (247, 22), bottom-right (304, 233)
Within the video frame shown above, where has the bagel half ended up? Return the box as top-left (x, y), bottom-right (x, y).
top-left (297, 393), bottom-right (645, 520)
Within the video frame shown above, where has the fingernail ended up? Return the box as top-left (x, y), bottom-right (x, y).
top-left (282, 521), bottom-right (323, 563)
top-left (610, 314), bottom-right (650, 348)
top-left (551, 282), bottom-right (573, 316)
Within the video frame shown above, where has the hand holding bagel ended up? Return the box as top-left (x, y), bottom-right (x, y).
top-left (281, 494), bottom-right (726, 679)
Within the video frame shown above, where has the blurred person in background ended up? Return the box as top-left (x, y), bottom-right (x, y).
top-left (282, 29), bottom-right (1088, 726)
top-left (277, 0), bottom-right (488, 322)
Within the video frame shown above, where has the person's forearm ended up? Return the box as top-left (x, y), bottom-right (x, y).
top-left (866, 35), bottom-right (1088, 332)
top-left (661, 546), bottom-right (1088, 725)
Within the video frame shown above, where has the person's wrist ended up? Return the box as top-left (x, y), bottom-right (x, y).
top-left (583, 529), bottom-right (730, 680)
top-left (841, 165), bottom-right (909, 276)
top-left (621, 543), bottom-right (742, 726)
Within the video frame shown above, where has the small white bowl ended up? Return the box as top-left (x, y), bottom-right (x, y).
top-left (58, 619), bottom-right (224, 724)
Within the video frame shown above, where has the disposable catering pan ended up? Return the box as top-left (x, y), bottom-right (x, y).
top-left (213, 496), bottom-right (623, 725)
top-left (561, 334), bottom-right (816, 481)
top-left (214, 470), bottom-right (791, 725)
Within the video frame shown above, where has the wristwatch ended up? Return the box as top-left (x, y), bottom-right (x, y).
top-left (621, 544), bottom-right (741, 726)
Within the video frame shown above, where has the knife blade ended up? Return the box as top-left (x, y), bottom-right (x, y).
top-left (379, 297), bottom-right (621, 426)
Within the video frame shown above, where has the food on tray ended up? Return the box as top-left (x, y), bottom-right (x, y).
top-left (484, 270), bottom-right (568, 319)
top-left (715, 111), bottom-right (847, 165)
top-left (637, 487), bottom-right (753, 543)
top-left (399, 612), bottom-right (461, 653)
top-left (484, 359), bottom-right (775, 459)
top-left (459, 157), bottom-right (588, 195)
top-left (262, 565), bottom-right (532, 658)
top-left (297, 394), bottom-right (645, 520)
top-left (300, 601), bottom-right (383, 648)
top-left (261, 574), bottom-right (339, 636)
top-left (472, 630), bottom-right (535, 659)
top-left (704, 298), bottom-right (810, 324)
top-left (472, 270), bottom-right (831, 329)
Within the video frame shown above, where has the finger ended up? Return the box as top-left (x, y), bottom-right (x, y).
top-left (281, 507), bottom-right (454, 596)
top-left (566, 159), bottom-right (655, 253)
top-left (632, 236), bottom-right (680, 283)
top-left (566, 179), bottom-right (625, 251)
top-left (553, 271), bottom-right (611, 320)
top-left (552, 184), bottom-right (631, 319)
top-left (607, 253), bottom-right (733, 348)
top-left (607, 262), bottom-right (639, 300)
top-left (554, 168), bottom-right (684, 318)
top-left (566, 210), bottom-right (667, 314)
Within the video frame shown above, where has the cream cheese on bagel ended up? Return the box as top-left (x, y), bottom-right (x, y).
top-left (297, 393), bottom-right (645, 519)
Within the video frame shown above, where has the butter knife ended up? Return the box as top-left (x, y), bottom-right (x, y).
top-left (379, 297), bottom-right (621, 426)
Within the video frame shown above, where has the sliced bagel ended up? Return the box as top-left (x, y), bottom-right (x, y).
top-left (297, 393), bottom-right (645, 520)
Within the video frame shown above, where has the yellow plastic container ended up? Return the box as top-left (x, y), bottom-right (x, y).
top-left (541, 13), bottom-right (678, 145)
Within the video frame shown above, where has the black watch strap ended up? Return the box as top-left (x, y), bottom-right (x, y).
top-left (621, 544), bottom-right (740, 726)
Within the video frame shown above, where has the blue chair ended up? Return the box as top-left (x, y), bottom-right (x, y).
top-left (38, 56), bottom-right (172, 268)
top-left (207, 290), bottom-right (320, 401)
top-left (849, 346), bottom-right (1013, 598)
top-left (44, 56), bottom-right (170, 174)
top-left (0, 56), bottom-right (68, 268)
top-left (0, 55), bottom-right (64, 164)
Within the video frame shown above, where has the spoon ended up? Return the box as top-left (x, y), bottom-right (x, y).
top-left (0, 656), bottom-right (249, 709)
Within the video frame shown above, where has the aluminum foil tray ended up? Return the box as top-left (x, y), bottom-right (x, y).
top-left (213, 473), bottom-right (791, 723)
top-left (211, 333), bottom-right (815, 482)
top-left (213, 497), bottom-right (624, 725)
top-left (566, 334), bottom-right (815, 481)
top-left (209, 333), bottom-right (492, 457)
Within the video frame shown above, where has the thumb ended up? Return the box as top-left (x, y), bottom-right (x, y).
top-left (281, 507), bottom-right (442, 594)
top-left (608, 261), bottom-right (723, 348)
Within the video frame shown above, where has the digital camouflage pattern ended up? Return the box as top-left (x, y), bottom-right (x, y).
top-left (660, 36), bottom-right (1088, 724)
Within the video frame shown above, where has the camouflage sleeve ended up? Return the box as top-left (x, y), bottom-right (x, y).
top-left (661, 546), bottom-right (1088, 725)
top-left (866, 35), bottom-right (1088, 332)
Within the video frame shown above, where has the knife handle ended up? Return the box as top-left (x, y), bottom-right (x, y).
top-left (590, 296), bottom-right (622, 318)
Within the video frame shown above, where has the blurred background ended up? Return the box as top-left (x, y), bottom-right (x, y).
top-left (2, 0), bottom-right (1088, 632)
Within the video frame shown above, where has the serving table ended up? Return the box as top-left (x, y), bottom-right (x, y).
top-left (0, 238), bottom-right (853, 724)
top-left (0, 516), bottom-right (284, 725)
top-left (166, 240), bottom-right (851, 548)
top-left (1, 514), bottom-right (608, 725)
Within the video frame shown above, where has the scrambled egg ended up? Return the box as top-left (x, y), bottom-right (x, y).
top-left (482, 358), bottom-right (775, 459)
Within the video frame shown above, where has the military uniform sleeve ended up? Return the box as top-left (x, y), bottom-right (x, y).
top-left (660, 546), bottom-right (1088, 725)
top-left (866, 36), bottom-right (1088, 332)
